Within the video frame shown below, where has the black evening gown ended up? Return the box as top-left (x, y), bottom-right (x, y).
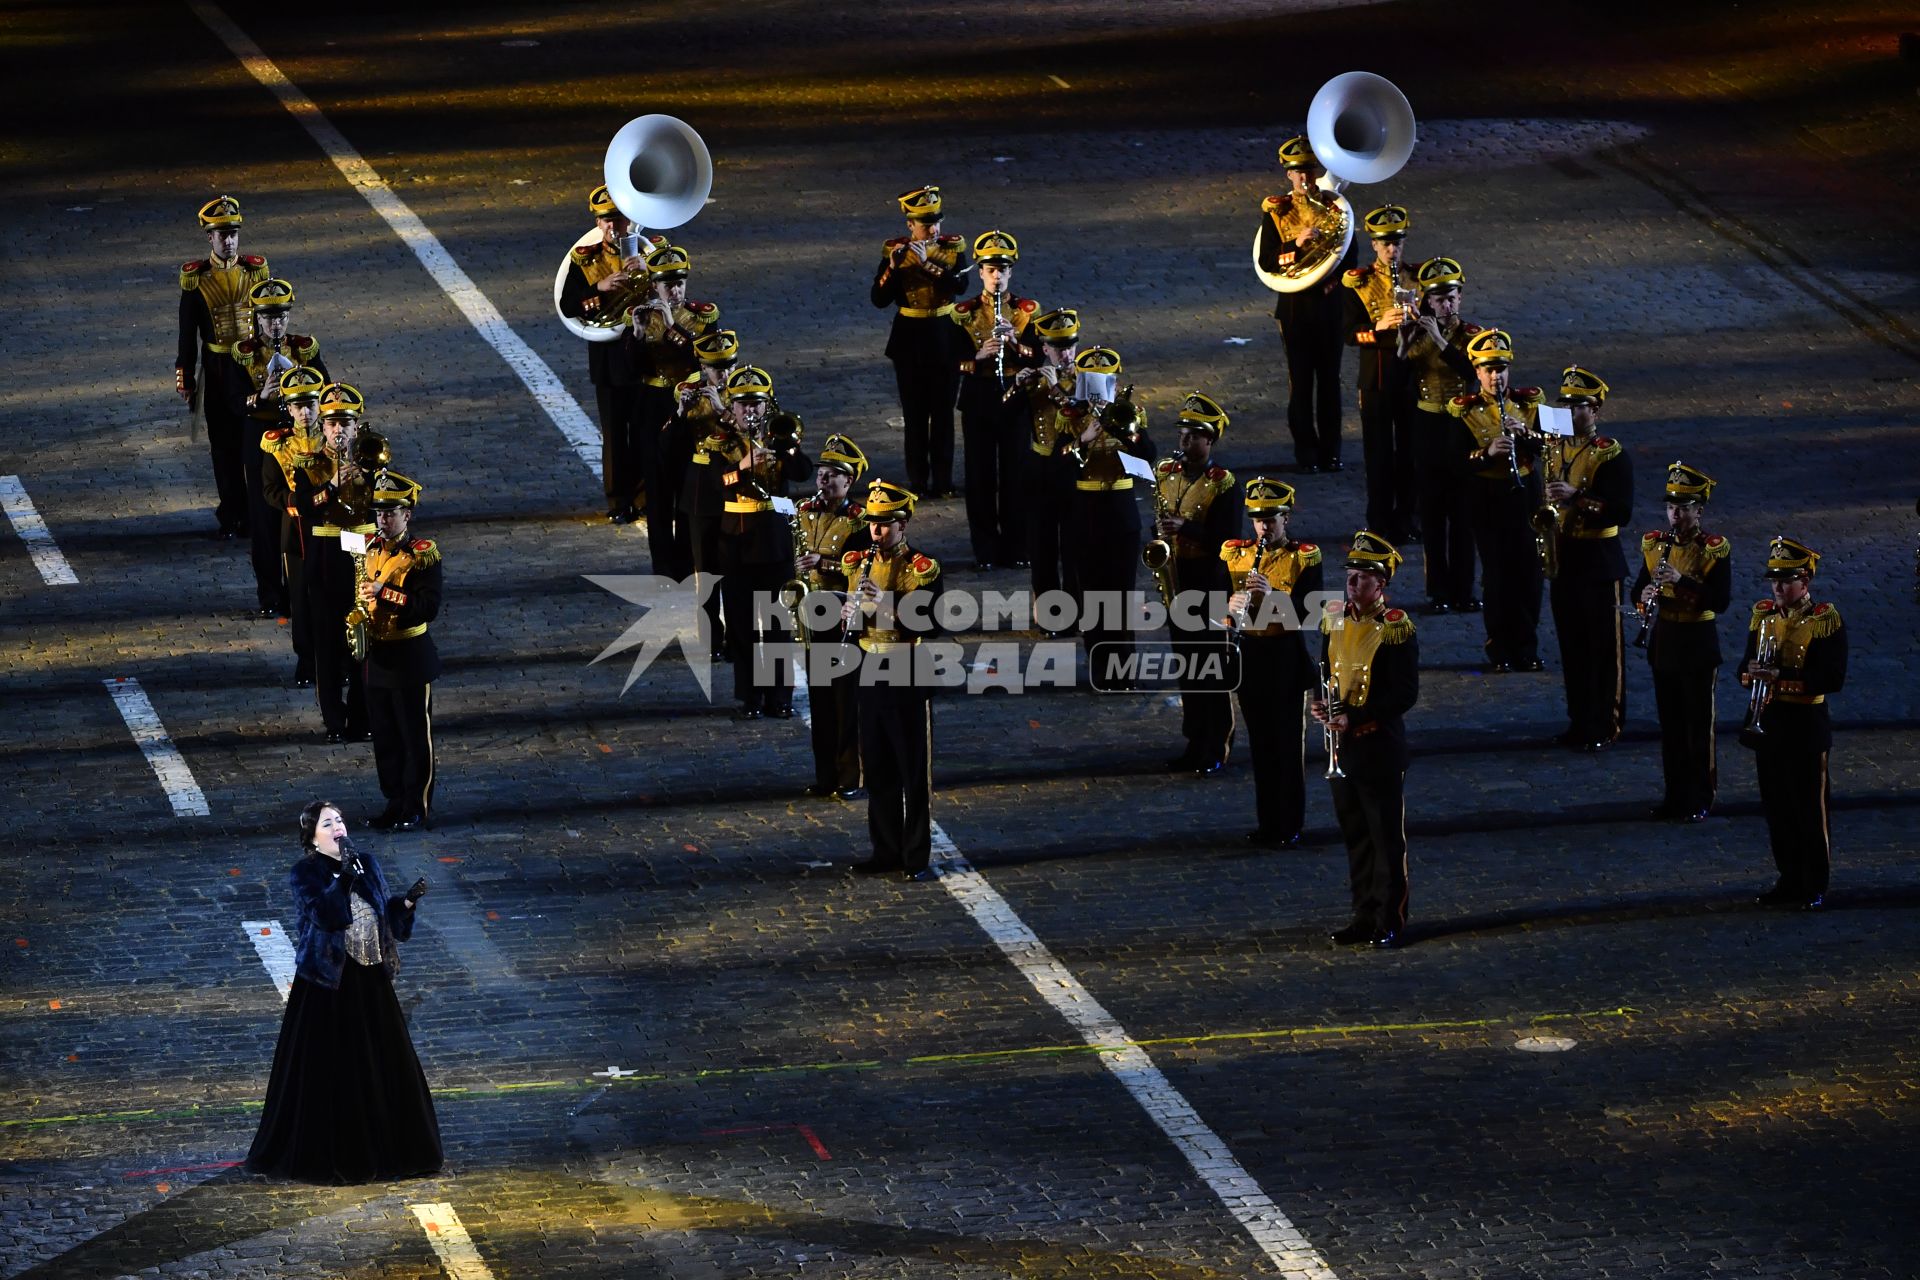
top-left (245, 945), bottom-right (442, 1183)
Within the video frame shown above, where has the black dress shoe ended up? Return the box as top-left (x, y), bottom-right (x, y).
top-left (904, 867), bottom-right (940, 883)
top-left (1298, 462), bottom-right (1321, 475)
top-left (974, 561), bottom-right (998, 572)
top-left (1518, 658), bottom-right (1545, 672)
top-left (1191, 758), bottom-right (1225, 777)
top-left (1244, 829), bottom-right (1301, 849)
top-left (323, 730), bottom-right (344, 744)
top-left (1679, 807), bottom-right (1710, 824)
top-left (294, 677), bottom-right (314, 689)
top-left (1424, 600), bottom-right (1453, 615)
top-left (1323, 458), bottom-right (1345, 472)
top-left (805, 784), bottom-right (833, 798)
top-left (735, 705), bottom-right (764, 721)
top-left (392, 813), bottom-right (426, 832)
top-left (1329, 924), bottom-right (1373, 946)
top-left (850, 857), bottom-right (902, 875)
top-left (834, 786), bottom-right (867, 801)
top-left (1369, 930), bottom-right (1401, 949)
top-left (768, 704), bottom-right (795, 720)
top-left (1491, 661), bottom-right (1515, 673)
top-left (1163, 752), bottom-right (1198, 772)
top-left (1580, 738), bottom-right (1614, 753)
top-left (367, 807), bottom-right (401, 830)
top-left (1457, 598), bottom-right (1483, 612)
top-left (349, 728), bottom-right (372, 742)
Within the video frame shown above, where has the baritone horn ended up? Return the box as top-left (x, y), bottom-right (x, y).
top-left (553, 114), bottom-right (713, 343)
top-left (1253, 72), bottom-right (1416, 294)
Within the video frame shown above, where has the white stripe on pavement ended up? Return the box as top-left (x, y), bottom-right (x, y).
top-left (0, 476), bottom-right (78, 586)
top-left (793, 670), bottom-right (1336, 1277)
top-left (408, 1202), bottom-right (498, 1280)
top-left (188, 1), bottom-right (605, 481)
top-left (240, 920), bottom-right (295, 1002)
top-left (103, 678), bottom-right (210, 817)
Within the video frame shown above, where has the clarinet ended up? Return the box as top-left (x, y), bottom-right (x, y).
top-left (839, 547), bottom-right (877, 654)
top-left (1634, 534), bottom-right (1672, 649)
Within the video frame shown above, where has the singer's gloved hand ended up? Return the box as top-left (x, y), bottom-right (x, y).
top-left (405, 878), bottom-right (429, 905)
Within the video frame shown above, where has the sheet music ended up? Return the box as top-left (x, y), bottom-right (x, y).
top-left (1120, 452), bottom-right (1157, 483)
top-left (1537, 405), bottom-right (1575, 437)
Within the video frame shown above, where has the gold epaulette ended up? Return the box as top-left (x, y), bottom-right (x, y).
top-left (1511, 386), bottom-right (1544, 407)
top-left (179, 260), bottom-right (204, 291)
top-left (260, 428), bottom-right (288, 452)
top-left (1749, 599), bottom-right (1776, 631)
top-left (1701, 533), bottom-right (1730, 560)
top-left (1298, 542), bottom-right (1322, 565)
top-left (1445, 394), bottom-right (1478, 418)
top-left (289, 334), bottom-right (319, 360)
top-left (1219, 539), bottom-right (1252, 562)
top-left (570, 242), bottom-right (598, 263)
top-left (1642, 530), bottom-right (1665, 546)
top-left (910, 553), bottom-right (940, 584)
top-left (408, 538), bottom-right (441, 568)
top-left (686, 301), bottom-right (719, 322)
top-left (1808, 602), bottom-right (1841, 637)
top-left (1260, 194), bottom-right (1285, 214)
top-left (1590, 436), bottom-right (1623, 463)
top-left (1381, 608), bottom-right (1415, 645)
top-left (1318, 602), bottom-right (1342, 635)
top-left (1341, 266), bottom-right (1372, 288)
top-left (1212, 466), bottom-right (1235, 489)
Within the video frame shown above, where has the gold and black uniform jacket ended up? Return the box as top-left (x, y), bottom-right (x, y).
top-left (1319, 602), bottom-right (1419, 773)
top-left (796, 499), bottom-right (872, 638)
top-left (1068, 402), bottom-right (1157, 492)
top-left (843, 545), bottom-right (942, 652)
top-left (559, 236), bottom-right (662, 385)
top-left (870, 235), bottom-right (970, 363)
top-left (1447, 386), bottom-right (1544, 480)
top-left (629, 300), bottom-right (720, 389)
top-left (1156, 460), bottom-right (1241, 591)
top-left (1026, 368), bottom-right (1080, 458)
top-left (1405, 321), bottom-right (1480, 413)
top-left (672, 380), bottom-right (731, 519)
top-left (362, 535), bottom-right (443, 684)
top-left (260, 426), bottom-right (325, 554)
top-left (1630, 531), bottom-right (1731, 672)
top-left (234, 335), bottom-right (328, 423)
top-left (1223, 539), bottom-right (1324, 640)
top-left (1541, 435), bottom-right (1633, 581)
top-left (952, 294), bottom-right (1040, 374)
top-left (1740, 598), bottom-right (1846, 750)
top-left (176, 254), bottom-right (271, 386)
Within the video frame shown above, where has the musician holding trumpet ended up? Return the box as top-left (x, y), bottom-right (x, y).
top-left (1311, 532), bottom-right (1417, 949)
top-left (674, 329), bottom-right (745, 660)
top-left (1155, 393), bottom-right (1241, 777)
top-left (1341, 205), bottom-right (1418, 542)
top-left (293, 384), bottom-right (378, 744)
top-left (1015, 307), bottom-right (1085, 605)
top-left (1446, 329), bottom-right (1545, 673)
top-left (233, 278), bottom-right (327, 621)
top-left (716, 366), bottom-right (811, 721)
top-left (1631, 463), bottom-right (1731, 823)
top-left (357, 472), bottom-right (441, 832)
top-left (793, 436), bottom-right (874, 801)
top-left (871, 186), bottom-right (968, 497)
top-left (1739, 537), bottom-right (1845, 910)
top-left (1222, 479), bottom-right (1323, 848)
top-left (630, 244), bottom-right (720, 578)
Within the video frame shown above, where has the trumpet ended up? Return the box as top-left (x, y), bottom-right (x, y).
top-left (1065, 383), bottom-right (1141, 470)
top-left (1742, 627), bottom-right (1780, 736)
top-left (1634, 534), bottom-right (1672, 649)
top-left (1320, 659), bottom-right (1346, 779)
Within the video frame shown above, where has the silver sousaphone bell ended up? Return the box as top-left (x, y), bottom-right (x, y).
top-left (1254, 72), bottom-right (1416, 293)
top-left (553, 114), bottom-right (713, 343)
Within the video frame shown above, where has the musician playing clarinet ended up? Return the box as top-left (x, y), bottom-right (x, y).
top-left (950, 230), bottom-right (1040, 570)
top-left (1631, 463), bottom-right (1730, 824)
top-left (1446, 329), bottom-right (1544, 672)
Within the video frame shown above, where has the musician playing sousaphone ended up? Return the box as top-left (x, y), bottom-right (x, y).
top-left (233, 278), bottom-right (328, 620)
top-left (1311, 531), bottom-right (1417, 948)
top-left (1447, 329), bottom-right (1545, 672)
top-left (1222, 479), bottom-right (1323, 848)
top-left (1738, 536), bottom-right (1846, 909)
top-left (1630, 463), bottom-right (1730, 824)
top-left (557, 183), bottom-right (663, 526)
top-left (792, 434), bottom-right (874, 801)
top-left (355, 471), bottom-right (441, 832)
top-left (1256, 137), bottom-right (1350, 473)
top-left (1539, 366), bottom-right (1633, 752)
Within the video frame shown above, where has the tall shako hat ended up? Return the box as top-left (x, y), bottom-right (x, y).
top-left (1176, 391), bottom-right (1229, 441)
top-left (897, 186), bottom-right (942, 219)
top-left (248, 278), bottom-right (295, 314)
top-left (693, 329), bottom-right (740, 366)
top-left (1033, 308), bottom-right (1080, 342)
top-left (1763, 535), bottom-right (1819, 579)
top-left (279, 367), bottom-right (326, 402)
top-left (1416, 257), bottom-right (1463, 293)
top-left (864, 478), bottom-right (917, 520)
top-left (1664, 461), bottom-right (1715, 504)
top-left (587, 184), bottom-right (619, 216)
top-left (724, 366), bottom-right (774, 401)
top-left (972, 229), bottom-right (1018, 263)
top-left (1466, 328), bottom-right (1514, 367)
top-left (319, 383), bottom-right (366, 418)
top-left (1558, 366), bottom-right (1609, 406)
top-left (818, 434), bottom-right (868, 479)
top-left (1363, 205), bottom-right (1410, 240)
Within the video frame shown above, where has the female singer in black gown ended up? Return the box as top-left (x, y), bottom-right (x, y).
top-left (246, 799), bottom-right (442, 1183)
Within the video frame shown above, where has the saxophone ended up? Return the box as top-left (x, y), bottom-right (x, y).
top-left (1141, 470), bottom-right (1177, 611)
top-left (1529, 437), bottom-right (1567, 580)
top-left (778, 489), bottom-right (827, 648)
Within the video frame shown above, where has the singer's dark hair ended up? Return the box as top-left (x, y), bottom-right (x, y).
top-left (298, 799), bottom-right (344, 852)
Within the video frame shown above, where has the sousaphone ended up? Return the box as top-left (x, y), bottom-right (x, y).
top-left (1253, 73), bottom-right (1416, 293)
top-left (553, 114), bottom-right (713, 342)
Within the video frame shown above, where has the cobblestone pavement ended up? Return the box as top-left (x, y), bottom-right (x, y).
top-left (3, 2), bottom-right (1917, 1277)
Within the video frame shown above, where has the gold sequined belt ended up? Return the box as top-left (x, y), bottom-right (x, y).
top-left (1773, 693), bottom-right (1825, 705)
top-left (1075, 478), bottom-right (1134, 491)
top-left (310, 522), bottom-right (376, 539)
top-left (1661, 610), bottom-right (1716, 623)
top-left (897, 305), bottom-right (955, 319)
top-left (858, 637), bottom-right (919, 653)
top-left (642, 375), bottom-right (673, 388)
top-left (206, 341), bottom-right (235, 355)
top-left (1415, 399), bottom-right (1450, 413)
top-left (1569, 526), bottom-right (1620, 539)
top-left (374, 624), bottom-right (429, 642)
top-left (723, 498), bottom-right (773, 513)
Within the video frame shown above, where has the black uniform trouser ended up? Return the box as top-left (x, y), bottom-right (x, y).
top-left (243, 439), bottom-right (284, 611)
top-left (1412, 410), bottom-right (1476, 605)
top-left (1358, 387), bottom-right (1413, 534)
top-left (960, 391), bottom-right (1027, 564)
top-left (1068, 489), bottom-right (1141, 690)
top-left (721, 556), bottom-right (792, 712)
top-left (1330, 768), bottom-right (1409, 934)
top-left (1236, 636), bottom-right (1309, 838)
top-left (1754, 747), bottom-right (1831, 896)
top-left (283, 526), bottom-right (313, 680)
top-left (1551, 575), bottom-right (1626, 743)
top-left (1275, 312), bottom-right (1342, 467)
top-left (1025, 451), bottom-right (1077, 604)
top-left (367, 679), bottom-right (434, 818)
top-left (1468, 478), bottom-right (1542, 665)
top-left (1652, 666), bottom-right (1717, 813)
top-left (1173, 610), bottom-right (1235, 763)
top-left (892, 358), bottom-right (960, 494)
top-left (594, 382), bottom-right (646, 515)
top-left (685, 515), bottom-right (727, 655)
top-left (202, 357), bottom-right (251, 532)
top-left (636, 383), bottom-right (690, 578)
top-left (308, 541), bottom-right (368, 734)
top-left (809, 646), bottom-right (861, 792)
top-left (858, 680), bottom-right (932, 870)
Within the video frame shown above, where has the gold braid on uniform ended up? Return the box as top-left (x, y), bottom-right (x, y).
top-left (1379, 610), bottom-right (1416, 645)
top-left (1750, 598), bottom-right (1841, 637)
